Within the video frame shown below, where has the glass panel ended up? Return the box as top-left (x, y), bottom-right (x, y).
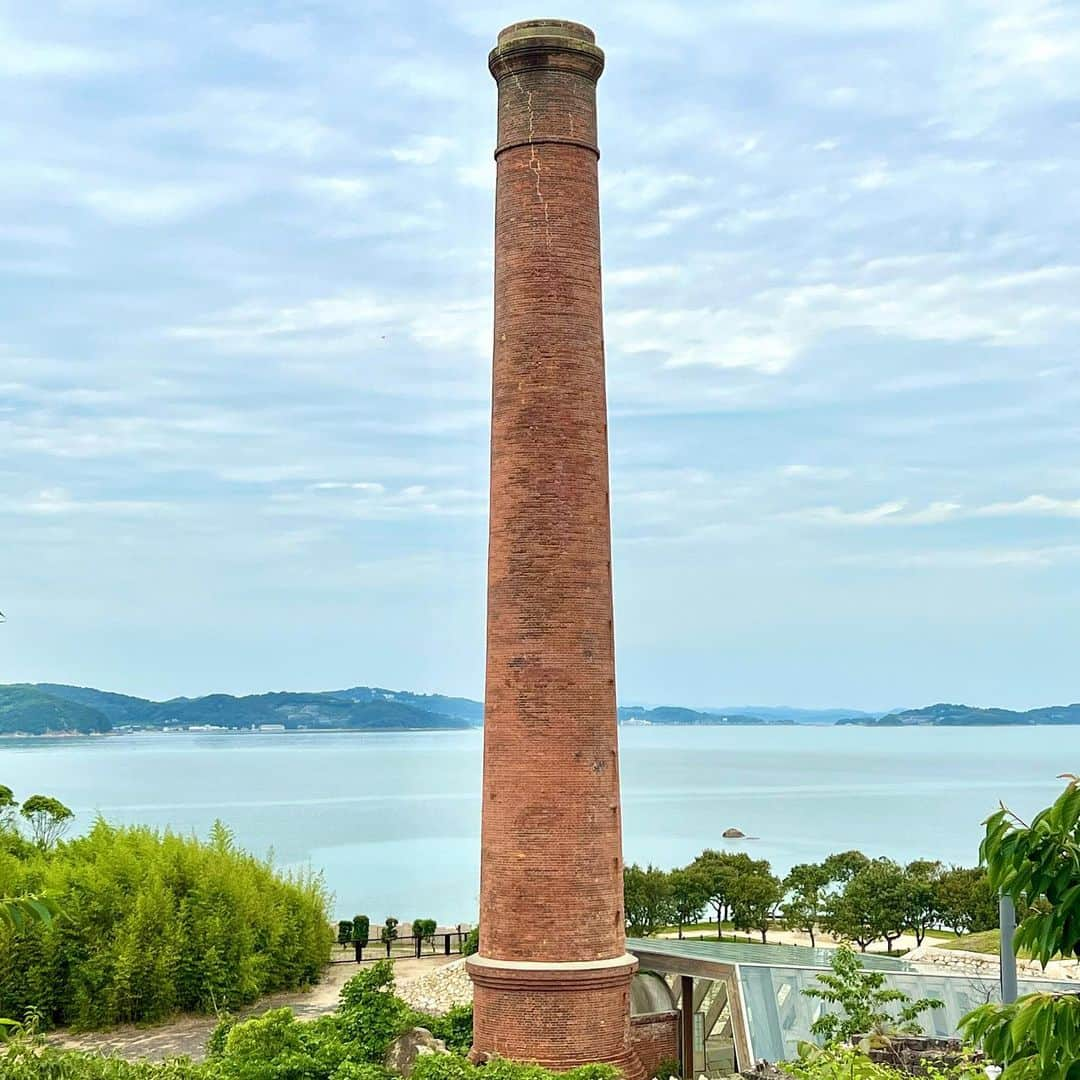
top-left (736, 964), bottom-right (1078, 1065)
top-left (698, 974), bottom-right (738, 1076)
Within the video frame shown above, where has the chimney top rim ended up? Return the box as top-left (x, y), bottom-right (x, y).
top-left (496, 20), bottom-right (595, 45)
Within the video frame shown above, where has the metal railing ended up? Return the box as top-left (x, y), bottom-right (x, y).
top-left (330, 929), bottom-right (471, 963)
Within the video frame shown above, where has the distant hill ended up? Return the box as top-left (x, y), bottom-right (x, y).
top-left (333, 686), bottom-right (484, 724)
top-left (0, 685), bottom-right (112, 735)
top-left (34, 684), bottom-right (157, 727)
top-left (2, 684), bottom-right (475, 735)
top-left (140, 692), bottom-right (473, 731)
top-left (5, 683), bottom-right (1079, 736)
top-left (618, 705), bottom-right (792, 726)
top-left (839, 702), bottom-right (1080, 727)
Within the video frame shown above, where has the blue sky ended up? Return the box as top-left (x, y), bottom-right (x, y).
top-left (2, 1), bottom-right (1078, 710)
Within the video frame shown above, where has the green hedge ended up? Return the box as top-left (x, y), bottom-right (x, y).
top-left (0, 818), bottom-right (331, 1028)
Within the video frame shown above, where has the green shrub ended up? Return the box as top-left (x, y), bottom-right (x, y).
top-left (210, 1008), bottom-right (351, 1080)
top-left (462, 928), bottom-right (478, 957)
top-left (0, 815), bottom-right (331, 1028)
top-left (336, 960), bottom-right (413, 1062)
top-left (380, 919), bottom-right (399, 954)
top-left (352, 917), bottom-right (370, 949)
top-left (206, 1013), bottom-right (236, 1059)
top-left (779, 1043), bottom-right (983, 1079)
top-left (422, 1004), bottom-right (473, 1055)
top-left (412, 920), bottom-right (437, 952)
top-left (651, 1057), bottom-right (680, 1080)
top-left (804, 946), bottom-right (942, 1045)
top-left (338, 922), bottom-right (354, 946)
top-left (411, 1057), bottom-right (618, 1080)
top-left (330, 1066), bottom-right (393, 1080)
top-left (0, 1041), bottom-right (203, 1079)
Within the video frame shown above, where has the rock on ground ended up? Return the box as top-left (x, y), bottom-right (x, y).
top-left (385, 1027), bottom-right (450, 1077)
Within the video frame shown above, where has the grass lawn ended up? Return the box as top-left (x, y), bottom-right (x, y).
top-left (656, 919), bottom-right (734, 936)
top-left (939, 929), bottom-right (1038, 959)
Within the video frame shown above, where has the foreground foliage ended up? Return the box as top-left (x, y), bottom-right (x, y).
top-left (0, 798), bottom-right (331, 1028)
top-left (959, 775), bottom-right (1080, 1079)
top-left (0, 962), bottom-right (485, 1080)
top-left (780, 1044), bottom-right (984, 1080)
top-left (804, 946), bottom-right (942, 1045)
top-left (411, 1058), bottom-right (615, 1080)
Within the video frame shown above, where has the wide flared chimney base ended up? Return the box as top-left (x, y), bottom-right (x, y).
top-left (467, 955), bottom-right (646, 1079)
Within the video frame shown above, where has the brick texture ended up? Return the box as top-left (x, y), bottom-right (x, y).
top-left (630, 1013), bottom-right (680, 1079)
top-left (467, 20), bottom-right (641, 1079)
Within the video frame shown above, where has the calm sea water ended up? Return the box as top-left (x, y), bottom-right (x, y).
top-left (1, 726), bottom-right (1074, 922)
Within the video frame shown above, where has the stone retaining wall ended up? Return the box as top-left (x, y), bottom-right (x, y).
top-left (908, 944), bottom-right (1080, 982)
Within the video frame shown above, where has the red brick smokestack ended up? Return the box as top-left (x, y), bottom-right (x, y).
top-left (467, 20), bottom-right (641, 1076)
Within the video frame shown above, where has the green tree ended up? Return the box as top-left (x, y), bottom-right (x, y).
top-left (781, 862), bottom-right (831, 947)
top-left (19, 794), bottom-right (73, 849)
top-left (822, 849), bottom-right (870, 885)
top-left (935, 866), bottom-right (997, 936)
top-left (0, 784), bottom-right (18, 831)
top-left (352, 914), bottom-right (371, 961)
top-left (730, 871), bottom-right (781, 944)
top-left (903, 860), bottom-right (942, 947)
top-left (667, 868), bottom-right (710, 938)
top-left (337, 920), bottom-right (353, 945)
top-left (805, 945), bottom-right (942, 1045)
top-left (412, 918), bottom-right (438, 952)
top-left (623, 864), bottom-right (674, 937)
top-left (825, 860), bottom-right (909, 952)
top-left (690, 850), bottom-right (772, 936)
top-left (961, 776), bottom-right (1080, 1078)
top-left (380, 916), bottom-right (399, 955)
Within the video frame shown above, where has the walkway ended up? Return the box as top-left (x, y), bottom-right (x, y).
top-left (46, 955), bottom-right (458, 1063)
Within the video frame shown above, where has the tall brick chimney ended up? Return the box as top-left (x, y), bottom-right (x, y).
top-left (467, 20), bottom-right (641, 1076)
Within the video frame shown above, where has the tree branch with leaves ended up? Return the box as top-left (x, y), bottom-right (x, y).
top-left (960, 774), bottom-right (1080, 1079)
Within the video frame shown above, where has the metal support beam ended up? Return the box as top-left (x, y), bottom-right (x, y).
top-left (680, 975), bottom-right (695, 1080)
top-left (1000, 893), bottom-right (1018, 1004)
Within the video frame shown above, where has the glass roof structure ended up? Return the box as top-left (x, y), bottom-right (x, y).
top-left (627, 937), bottom-right (1077, 1074)
top-left (628, 937), bottom-right (911, 972)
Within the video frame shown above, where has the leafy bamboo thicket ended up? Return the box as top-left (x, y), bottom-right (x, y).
top-left (0, 790), bottom-right (331, 1028)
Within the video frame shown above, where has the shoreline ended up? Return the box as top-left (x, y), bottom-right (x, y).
top-left (6, 719), bottom-right (1080, 740)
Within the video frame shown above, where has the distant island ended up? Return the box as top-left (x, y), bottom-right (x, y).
top-left (1, 682), bottom-right (1077, 736)
top-left (617, 705), bottom-right (795, 726)
top-left (0, 684), bottom-right (479, 736)
top-left (838, 702), bottom-right (1080, 727)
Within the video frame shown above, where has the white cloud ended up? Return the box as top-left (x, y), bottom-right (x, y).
top-left (299, 176), bottom-right (372, 202)
top-left (387, 136), bottom-right (455, 166)
top-left (791, 494), bottom-right (1080, 527)
top-left (974, 494), bottom-right (1080, 519)
top-left (13, 487), bottom-right (175, 516)
top-left (0, 24), bottom-right (119, 78)
top-left (81, 183), bottom-right (232, 225)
